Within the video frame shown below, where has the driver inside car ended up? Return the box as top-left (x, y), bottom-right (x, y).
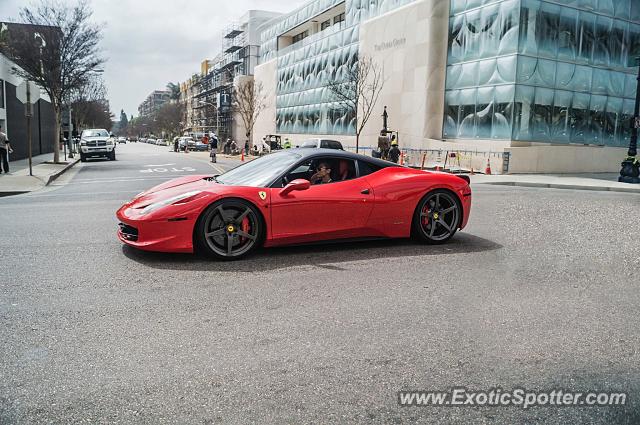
top-left (309, 162), bottom-right (333, 185)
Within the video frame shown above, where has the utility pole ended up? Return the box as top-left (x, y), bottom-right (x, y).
top-left (68, 106), bottom-right (74, 158)
top-left (26, 80), bottom-right (33, 176)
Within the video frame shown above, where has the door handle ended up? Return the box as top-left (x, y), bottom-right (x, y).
top-left (360, 189), bottom-right (370, 195)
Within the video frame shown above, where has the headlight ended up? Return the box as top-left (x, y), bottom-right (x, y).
top-left (139, 190), bottom-right (202, 215)
top-left (80, 140), bottom-right (87, 146)
top-left (107, 140), bottom-right (114, 146)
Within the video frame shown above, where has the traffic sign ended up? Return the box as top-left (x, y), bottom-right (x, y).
top-left (16, 81), bottom-right (40, 104)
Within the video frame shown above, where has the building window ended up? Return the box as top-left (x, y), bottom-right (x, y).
top-left (320, 20), bottom-right (331, 31)
top-left (333, 13), bottom-right (345, 25)
top-left (292, 30), bottom-right (309, 44)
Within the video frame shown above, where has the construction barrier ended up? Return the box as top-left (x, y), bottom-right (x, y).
top-left (344, 146), bottom-right (511, 174)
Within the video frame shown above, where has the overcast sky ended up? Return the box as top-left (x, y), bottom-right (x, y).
top-left (1, 0), bottom-right (306, 119)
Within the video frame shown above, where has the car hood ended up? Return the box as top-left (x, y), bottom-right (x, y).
top-left (130, 174), bottom-right (213, 207)
top-left (82, 136), bottom-right (110, 141)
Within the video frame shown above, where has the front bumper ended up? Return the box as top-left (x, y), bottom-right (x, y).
top-left (81, 146), bottom-right (114, 156)
top-left (116, 205), bottom-right (196, 253)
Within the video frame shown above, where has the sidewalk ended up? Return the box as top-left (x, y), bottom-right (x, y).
top-left (470, 173), bottom-right (640, 194)
top-left (0, 152), bottom-right (79, 196)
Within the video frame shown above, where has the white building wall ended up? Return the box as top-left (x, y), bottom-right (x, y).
top-left (358, 0), bottom-right (449, 150)
top-left (252, 59), bottom-right (277, 148)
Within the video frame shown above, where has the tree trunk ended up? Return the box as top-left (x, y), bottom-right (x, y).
top-left (53, 103), bottom-right (61, 163)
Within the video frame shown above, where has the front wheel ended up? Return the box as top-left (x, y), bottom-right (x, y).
top-left (412, 189), bottom-right (461, 244)
top-left (195, 199), bottom-right (264, 260)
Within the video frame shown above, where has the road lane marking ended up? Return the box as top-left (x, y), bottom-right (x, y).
top-left (24, 190), bottom-right (141, 198)
top-left (140, 166), bottom-right (196, 173)
top-left (51, 175), bottom-right (197, 186)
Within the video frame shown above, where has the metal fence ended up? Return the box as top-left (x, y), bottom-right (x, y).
top-left (344, 146), bottom-right (511, 174)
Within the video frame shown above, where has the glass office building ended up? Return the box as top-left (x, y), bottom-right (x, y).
top-left (260, 0), bottom-right (417, 135)
top-left (444, 0), bottom-right (640, 147)
top-left (257, 0), bottom-right (639, 150)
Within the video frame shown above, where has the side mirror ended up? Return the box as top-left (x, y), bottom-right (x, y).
top-left (280, 179), bottom-right (310, 196)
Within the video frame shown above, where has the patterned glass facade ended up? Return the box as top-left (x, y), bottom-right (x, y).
top-left (444, 0), bottom-right (640, 146)
top-left (261, 0), bottom-right (417, 135)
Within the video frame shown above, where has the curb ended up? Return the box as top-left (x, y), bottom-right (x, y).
top-left (45, 158), bottom-right (80, 186)
top-left (475, 181), bottom-right (640, 194)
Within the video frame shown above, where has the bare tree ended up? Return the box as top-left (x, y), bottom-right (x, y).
top-left (1, 0), bottom-right (105, 163)
top-left (232, 79), bottom-right (266, 144)
top-left (154, 102), bottom-right (185, 139)
top-left (69, 74), bottom-right (107, 131)
top-left (327, 55), bottom-right (385, 153)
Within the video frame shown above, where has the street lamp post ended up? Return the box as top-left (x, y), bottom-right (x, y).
top-left (198, 99), bottom-right (219, 138)
top-left (619, 56), bottom-right (640, 184)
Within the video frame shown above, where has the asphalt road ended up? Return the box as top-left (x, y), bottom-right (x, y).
top-left (1, 143), bottom-right (639, 424)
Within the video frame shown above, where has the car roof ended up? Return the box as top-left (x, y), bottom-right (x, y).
top-left (286, 148), bottom-right (399, 168)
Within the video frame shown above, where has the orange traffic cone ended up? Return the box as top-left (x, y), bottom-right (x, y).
top-left (470, 167), bottom-right (475, 175)
top-left (241, 150), bottom-right (245, 162)
top-left (399, 152), bottom-right (404, 165)
top-left (485, 158), bottom-right (492, 175)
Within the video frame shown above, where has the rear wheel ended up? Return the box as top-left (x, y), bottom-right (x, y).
top-left (412, 189), bottom-right (461, 244)
top-left (195, 199), bottom-right (263, 260)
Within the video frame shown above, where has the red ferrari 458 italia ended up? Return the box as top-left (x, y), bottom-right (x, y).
top-left (116, 149), bottom-right (472, 260)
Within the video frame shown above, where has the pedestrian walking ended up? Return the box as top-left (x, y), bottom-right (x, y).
top-left (0, 124), bottom-right (12, 174)
top-left (389, 136), bottom-right (400, 164)
top-left (173, 137), bottom-right (179, 152)
top-left (244, 140), bottom-right (249, 156)
top-left (210, 135), bottom-right (218, 163)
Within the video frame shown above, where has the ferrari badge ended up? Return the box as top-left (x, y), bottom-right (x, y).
top-left (258, 191), bottom-right (267, 200)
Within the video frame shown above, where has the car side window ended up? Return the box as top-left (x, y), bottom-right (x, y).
top-left (308, 157), bottom-right (356, 185)
top-left (279, 157), bottom-right (358, 187)
top-left (357, 160), bottom-right (383, 177)
top-left (280, 160), bottom-right (313, 187)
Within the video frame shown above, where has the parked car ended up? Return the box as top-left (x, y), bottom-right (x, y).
top-left (178, 137), bottom-right (196, 151)
top-left (117, 137), bottom-right (127, 144)
top-left (193, 140), bottom-right (209, 151)
top-left (79, 128), bottom-right (116, 161)
top-left (299, 138), bottom-right (344, 150)
top-left (155, 139), bottom-right (166, 146)
top-left (264, 134), bottom-right (282, 151)
top-left (146, 138), bottom-right (156, 144)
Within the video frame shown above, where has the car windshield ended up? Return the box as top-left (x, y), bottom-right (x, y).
top-left (216, 151), bottom-right (302, 187)
top-left (82, 130), bottom-right (109, 138)
top-left (300, 141), bottom-right (317, 148)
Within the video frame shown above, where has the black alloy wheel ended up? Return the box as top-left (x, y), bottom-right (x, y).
top-left (413, 189), bottom-right (461, 244)
top-left (196, 199), bottom-right (263, 260)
